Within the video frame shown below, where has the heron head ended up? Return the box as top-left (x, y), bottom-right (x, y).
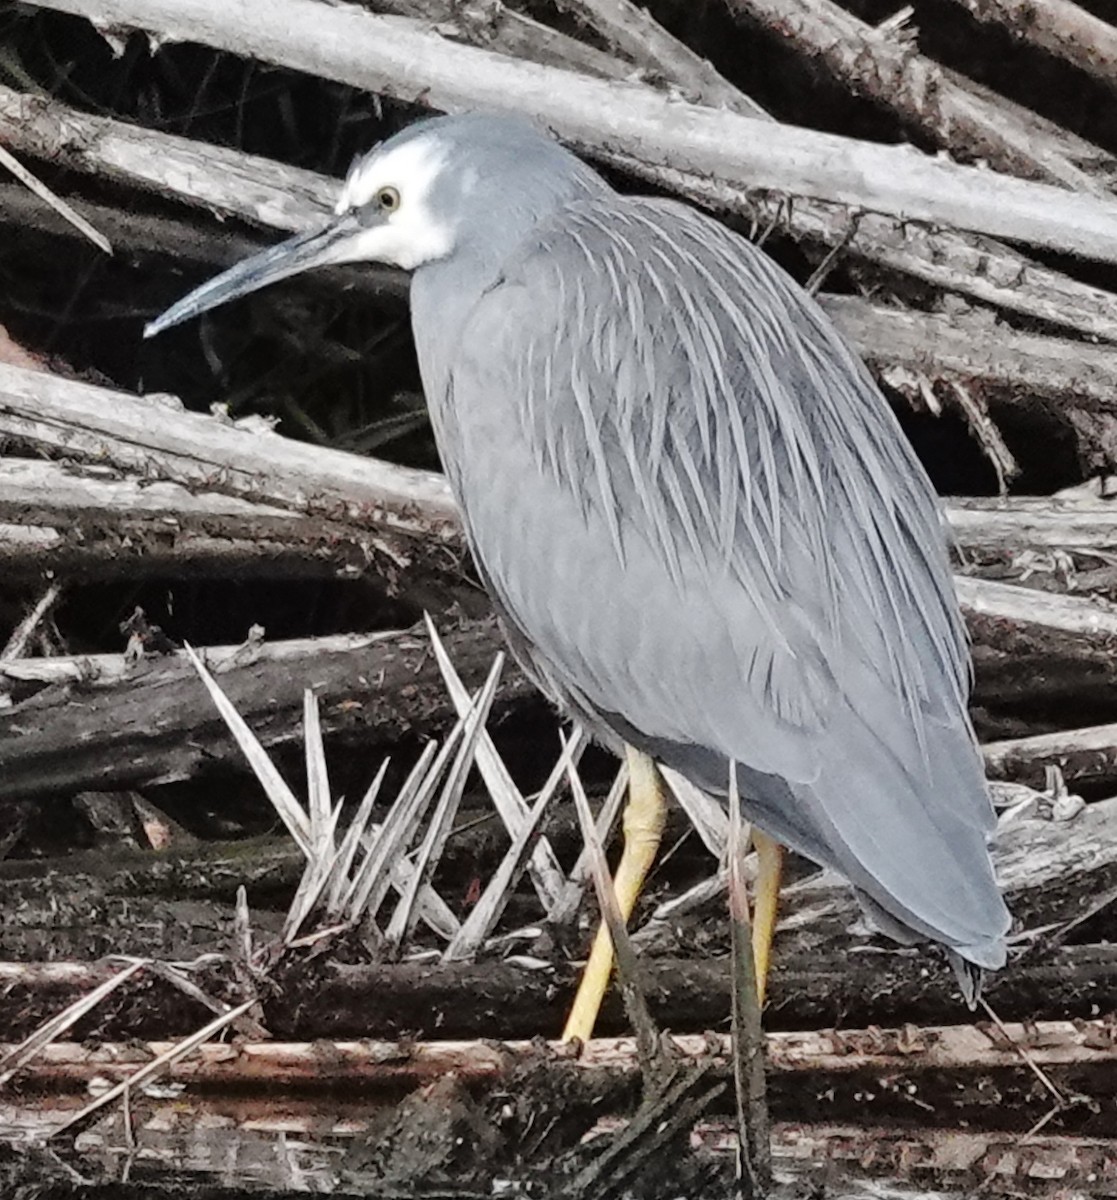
top-left (144, 114), bottom-right (601, 339)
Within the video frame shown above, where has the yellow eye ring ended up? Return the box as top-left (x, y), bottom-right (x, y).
top-left (376, 186), bottom-right (401, 213)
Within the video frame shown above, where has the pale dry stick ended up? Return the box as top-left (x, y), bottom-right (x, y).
top-left (325, 759), bottom-right (389, 915)
top-left (549, 760), bottom-right (629, 926)
top-left (145, 960), bottom-right (269, 1038)
top-left (0, 362), bottom-right (458, 537)
top-left (424, 613), bottom-right (568, 914)
top-left (8, 85), bottom-right (1117, 342)
top-left (727, 762), bottom-right (771, 1197)
top-left (977, 997), bottom-right (1068, 1109)
top-left (555, 0), bottom-right (770, 117)
top-left (20, 1016), bottom-right (1117, 1087)
top-left (722, 0), bottom-right (1109, 192)
top-left (283, 797), bottom-right (347, 943)
top-left (955, 576), bottom-right (1117, 638)
top-left (0, 959), bottom-right (146, 1088)
top-left (48, 999), bottom-right (258, 1138)
top-left (186, 644), bottom-right (312, 856)
top-left (983, 721), bottom-right (1117, 783)
top-left (189, 641), bottom-right (458, 938)
top-left (0, 631), bottom-right (399, 688)
top-left (0, 580), bottom-right (61, 661)
top-left (343, 740), bottom-right (442, 921)
top-left (660, 765), bottom-right (729, 857)
top-left (0, 142), bottom-right (111, 252)
top-left (303, 691), bottom-right (332, 857)
top-left (443, 733), bottom-right (585, 961)
top-left (949, 0), bottom-right (1117, 94)
top-left (819, 294), bottom-right (1117, 414)
top-left (374, 0), bottom-right (633, 81)
top-left (564, 734), bottom-right (662, 1083)
top-left (28, 0), bottom-right (1117, 262)
top-left (384, 655), bottom-right (506, 950)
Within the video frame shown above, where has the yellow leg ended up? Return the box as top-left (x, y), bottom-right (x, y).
top-left (562, 746), bottom-right (668, 1043)
top-left (750, 828), bottom-right (783, 1007)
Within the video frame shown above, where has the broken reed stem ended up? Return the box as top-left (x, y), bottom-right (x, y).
top-left (565, 737), bottom-right (661, 1085)
top-left (727, 763), bottom-right (772, 1197)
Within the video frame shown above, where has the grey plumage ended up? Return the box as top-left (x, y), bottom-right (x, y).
top-left (146, 113), bottom-right (1011, 989)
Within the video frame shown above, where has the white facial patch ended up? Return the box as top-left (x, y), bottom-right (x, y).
top-left (330, 136), bottom-right (455, 271)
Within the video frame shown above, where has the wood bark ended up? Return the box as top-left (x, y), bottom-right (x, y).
top-left (27, 0), bottom-right (1117, 263)
top-left (7, 1015), bottom-right (1117, 1089)
top-left (0, 616), bottom-right (527, 801)
top-left (0, 459), bottom-right (396, 581)
top-left (3, 796), bottom-right (1113, 1038)
top-left (4, 1104), bottom-right (1110, 1196)
top-left (3, 943), bottom-right (1113, 1042)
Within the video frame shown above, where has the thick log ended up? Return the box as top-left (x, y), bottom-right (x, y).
top-left (2, 785), bottom-right (1113, 1038)
top-left (0, 617), bottom-right (525, 801)
top-left (4, 1101), bottom-right (1111, 1197)
top-left (0, 458), bottom-right (390, 580)
top-left (822, 297), bottom-right (1117, 417)
top-left (7, 1016), bottom-right (1117, 1093)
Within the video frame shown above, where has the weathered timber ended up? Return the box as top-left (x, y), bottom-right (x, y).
top-left (28, 0), bottom-right (1117, 263)
top-left (0, 617), bottom-right (526, 801)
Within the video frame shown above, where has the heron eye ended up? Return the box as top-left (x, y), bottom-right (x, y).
top-left (376, 186), bottom-right (401, 213)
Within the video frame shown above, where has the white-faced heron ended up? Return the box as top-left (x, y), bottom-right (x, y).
top-left (146, 114), bottom-right (1011, 1040)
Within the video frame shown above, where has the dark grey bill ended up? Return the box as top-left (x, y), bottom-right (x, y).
top-left (143, 213), bottom-right (359, 338)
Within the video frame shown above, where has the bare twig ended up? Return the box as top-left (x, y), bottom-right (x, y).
top-left (48, 999), bottom-right (258, 1137)
top-left (425, 613), bottom-right (568, 916)
top-left (0, 959), bottom-right (146, 1088)
top-left (0, 142), bottom-right (111, 252)
top-left (1, 580), bottom-right (61, 662)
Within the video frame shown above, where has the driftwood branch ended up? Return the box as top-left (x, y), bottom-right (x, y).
top-left (0, 459), bottom-right (389, 580)
top-left (8, 363), bottom-right (1117, 580)
top-left (551, 0), bottom-right (769, 117)
top-left (7, 1016), bottom-right (1115, 1089)
top-left (948, 0), bottom-right (1117, 93)
top-left (3, 796), bottom-right (1113, 1036)
top-left (0, 362), bottom-right (461, 599)
top-left (4, 942), bottom-right (1113, 1042)
top-left (27, 0), bottom-right (1117, 263)
top-left (821, 296), bottom-right (1117, 417)
top-left (0, 617), bottom-right (527, 801)
top-left (9, 84), bottom-right (1117, 344)
top-left (984, 720), bottom-right (1117, 788)
top-left (724, 0), bottom-right (1112, 191)
top-left (373, 0), bottom-right (633, 82)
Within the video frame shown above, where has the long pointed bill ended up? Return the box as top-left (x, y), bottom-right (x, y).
top-left (143, 213), bottom-right (361, 338)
